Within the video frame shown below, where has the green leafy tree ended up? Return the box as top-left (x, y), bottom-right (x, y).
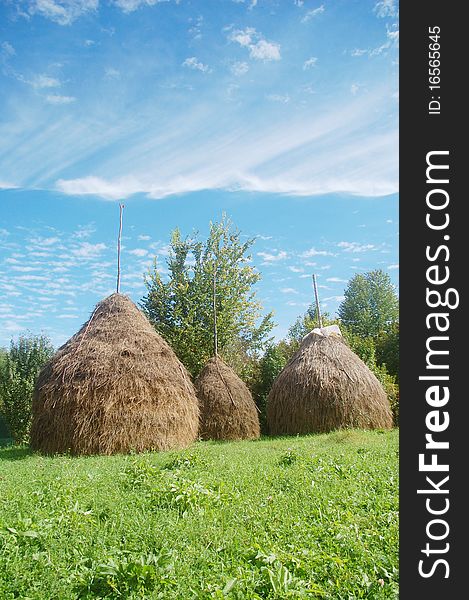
top-left (0, 335), bottom-right (54, 444)
top-left (141, 216), bottom-right (275, 377)
top-left (338, 270), bottom-right (398, 339)
top-left (250, 343), bottom-right (289, 432)
top-left (287, 305), bottom-right (339, 354)
top-left (376, 321), bottom-right (399, 382)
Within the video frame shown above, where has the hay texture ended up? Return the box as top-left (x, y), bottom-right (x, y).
top-left (266, 331), bottom-right (392, 435)
top-left (30, 293), bottom-right (199, 455)
top-left (196, 356), bottom-right (260, 441)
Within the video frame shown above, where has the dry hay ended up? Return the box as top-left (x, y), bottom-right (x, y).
top-left (195, 356), bottom-right (260, 441)
top-left (266, 331), bottom-right (393, 435)
top-left (30, 293), bottom-right (199, 455)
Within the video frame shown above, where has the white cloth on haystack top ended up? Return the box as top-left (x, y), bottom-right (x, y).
top-left (302, 324), bottom-right (342, 342)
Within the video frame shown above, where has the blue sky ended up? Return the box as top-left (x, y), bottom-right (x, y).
top-left (0, 0), bottom-right (398, 348)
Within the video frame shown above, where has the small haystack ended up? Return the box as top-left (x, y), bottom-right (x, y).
top-left (266, 329), bottom-right (393, 435)
top-left (196, 356), bottom-right (260, 441)
top-left (30, 293), bottom-right (199, 455)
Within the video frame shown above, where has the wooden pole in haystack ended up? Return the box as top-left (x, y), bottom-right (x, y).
top-left (213, 264), bottom-right (218, 357)
top-left (116, 203), bottom-right (124, 293)
top-left (312, 274), bottom-right (323, 328)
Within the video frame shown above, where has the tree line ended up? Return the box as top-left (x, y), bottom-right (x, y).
top-left (0, 216), bottom-right (399, 443)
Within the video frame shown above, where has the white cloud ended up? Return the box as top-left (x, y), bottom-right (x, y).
top-left (11, 266), bottom-right (40, 272)
top-left (338, 241), bottom-right (376, 253)
top-left (231, 61), bottom-right (249, 76)
top-left (229, 27), bottom-right (281, 61)
top-left (19, 82), bottom-right (396, 200)
top-left (56, 175), bottom-right (142, 199)
top-left (326, 277), bottom-right (347, 283)
top-left (105, 67), bottom-right (121, 79)
top-left (46, 94), bottom-right (76, 105)
top-left (57, 313), bottom-right (80, 318)
top-left (301, 4), bottom-right (325, 23)
top-left (73, 224), bottom-right (96, 239)
top-left (303, 57), bottom-right (318, 70)
top-left (112, 0), bottom-right (169, 13)
top-left (257, 250), bottom-right (288, 262)
top-left (286, 301), bottom-right (309, 307)
top-left (374, 0), bottom-right (398, 18)
top-left (351, 48), bottom-right (368, 57)
top-left (280, 287), bottom-right (299, 294)
top-left (350, 83), bottom-right (360, 95)
top-left (266, 94), bottom-right (290, 104)
top-left (301, 247), bottom-right (334, 258)
top-left (1, 41), bottom-right (15, 57)
top-left (138, 235), bottom-right (151, 241)
top-left (0, 181), bottom-right (18, 190)
top-left (128, 248), bottom-right (148, 257)
top-left (188, 15), bottom-right (203, 40)
top-left (72, 242), bottom-right (106, 258)
top-left (25, 0), bottom-right (99, 26)
top-left (288, 266), bottom-right (304, 273)
top-left (30, 236), bottom-right (60, 246)
top-left (388, 263), bottom-right (399, 270)
top-left (182, 57), bottom-right (211, 73)
top-left (31, 74), bottom-right (61, 89)
top-left (323, 295), bottom-right (345, 302)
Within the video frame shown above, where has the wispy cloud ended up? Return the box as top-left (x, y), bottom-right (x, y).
top-left (113, 0), bottom-right (171, 13)
top-left (374, 0), bottom-right (398, 18)
top-left (301, 247), bottom-right (335, 258)
top-left (128, 248), bottom-right (148, 257)
top-left (388, 263), bottom-right (399, 270)
top-left (266, 94), bottom-right (290, 104)
top-left (303, 57), bottom-right (318, 70)
top-left (24, 0), bottom-right (99, 26)
top-left (280, 287), bottom-right (299, 294)
top-left (231, 61), bottom-right (249, 76)
top-left (228, 27), bottom-right (281, 61)
top-left (326, 277), bottom-right (347, 283)
top-left (182, 57), bottom-right (212, 73)
top-left (46, 94), bottom-right (76, 105)
top-left (1, 41), bottom-right (16, 58)
top-left (301, 4), bottom-right (325, 23)
top-left (257, 250), bottom-right (288, 262)
top-left (71, 242), bottom-right (107, 258)
top-left (30, 74), bottom-right (61, 89)
top-left (338, 241), bottom-right (375, 253)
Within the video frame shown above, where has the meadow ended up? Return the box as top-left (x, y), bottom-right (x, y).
top-left (0, 430), bottom-right (398, 599)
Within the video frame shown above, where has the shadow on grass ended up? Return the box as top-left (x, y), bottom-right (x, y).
top-left (0, 444), bottom-right (33, 461)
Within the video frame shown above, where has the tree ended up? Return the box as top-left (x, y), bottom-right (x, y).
top-left (287, 305), bottom-right (339, 353)
top-left (338, 270), bottom-right (398, 339)
top-left (141, 216), bottom-right (275, 377)
top-left (0, 335), bottom-right (54, 444)
top-left (376, 321), bottom-right (399, 382)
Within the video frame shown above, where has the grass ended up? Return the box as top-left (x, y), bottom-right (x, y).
top-left (0, 430), bottom-right (398, 599)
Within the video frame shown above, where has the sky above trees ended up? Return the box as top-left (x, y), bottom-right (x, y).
top-left (0, 0), bottom-right (398, 347)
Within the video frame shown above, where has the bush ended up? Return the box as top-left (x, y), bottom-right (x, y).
top-left (0, 335), bottom-right (54, 444)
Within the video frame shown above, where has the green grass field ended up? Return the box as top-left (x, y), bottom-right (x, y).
top-left (0, 430), bottom-right (398, 599)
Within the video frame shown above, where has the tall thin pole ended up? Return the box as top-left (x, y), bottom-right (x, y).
top-left (312, 274), bottom-right (323, 328)
top-left (213, 265), bottom-right (218, 356)
top-left (116, 203), bottom-right (124, 293)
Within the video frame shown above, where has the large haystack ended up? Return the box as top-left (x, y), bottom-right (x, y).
top-left (266, 330), bottom-right (393, 435)
top-left (196, 356), bottom-right (260, 441)
top-left (30, 293), bottom-right (199, 455)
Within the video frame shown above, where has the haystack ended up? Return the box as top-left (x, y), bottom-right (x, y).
top-left (30, 293), bottom-right (199, 455)
top-left (196, 356), bottom-right (260, 441)
top-left (266, 329), bottom-right (393, 435)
